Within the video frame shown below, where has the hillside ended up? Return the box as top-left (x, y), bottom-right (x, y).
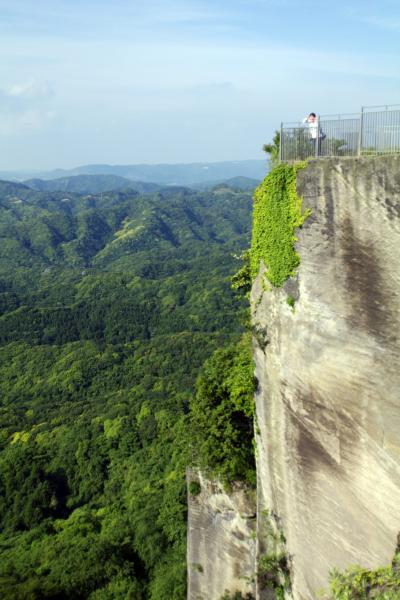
top-left (0, 181), bottom-right (252, 598)
top-left (192, 176), bottom-right (261, 191)
top-left (23, 174), bottom-right (161, 195)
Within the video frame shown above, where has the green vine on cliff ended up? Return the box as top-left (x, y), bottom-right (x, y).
top-left (250, 162), bottom-right (310, 286)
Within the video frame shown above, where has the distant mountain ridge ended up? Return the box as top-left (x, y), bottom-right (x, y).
top-left (24, 175), bottom-right (161, 195)
top-left (22, 174), bottom-right (260, 195)
top-left (0, 159), bottom-right (267, 186)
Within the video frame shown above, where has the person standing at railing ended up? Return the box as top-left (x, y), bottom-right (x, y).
top-left (302, 112), bottom-right (325, 156)
top-left (303, 112), bottom-right (318, 139)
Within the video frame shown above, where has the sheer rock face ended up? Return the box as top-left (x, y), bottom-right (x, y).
top-left (251, 156), bottom-right (400, 600)
top-left (187, 471), bottom-right (256, 600)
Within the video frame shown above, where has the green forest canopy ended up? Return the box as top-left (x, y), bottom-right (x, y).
top-left (0, 181), bottom-right (254, 599)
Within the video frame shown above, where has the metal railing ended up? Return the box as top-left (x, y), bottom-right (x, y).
top-left (280, 105), bottom-right (400, 161)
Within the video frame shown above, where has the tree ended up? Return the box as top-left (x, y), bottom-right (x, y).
top-left (263, 131), bottom-right (280, 166)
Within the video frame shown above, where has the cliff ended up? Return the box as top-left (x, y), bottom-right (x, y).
top-left (187, 470), bottom-right (256, 600)
top-left (251, 156), bottom-right (400, 599)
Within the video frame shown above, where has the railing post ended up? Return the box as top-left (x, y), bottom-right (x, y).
top-left (357, 106), bottom-right (364, 157)
top-left (279, 122), bottom-right (283, 162)
top-left (315, 116), bottom-right (320, 158)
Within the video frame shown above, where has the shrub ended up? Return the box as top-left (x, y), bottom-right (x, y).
top-left (286, 295), bottom-right (295, 309)
top-left (329, 553), bottom-right (400, 599)
top-left (220, 592), bottom-right (255, 600)
top-left (188, 481), bottom-right (201, 497)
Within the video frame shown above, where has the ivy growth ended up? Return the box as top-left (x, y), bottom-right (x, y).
top-left (251, 162), bottom-right (310, 286)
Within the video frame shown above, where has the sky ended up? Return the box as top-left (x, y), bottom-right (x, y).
top-left (0, 0), bottom-right (399, 170)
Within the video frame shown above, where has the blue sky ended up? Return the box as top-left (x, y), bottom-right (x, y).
top-left (0, 0), bottom-right (399, 169)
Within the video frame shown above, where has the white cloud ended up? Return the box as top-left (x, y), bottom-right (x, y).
top-left (5, 79), bottom-right (54, 99)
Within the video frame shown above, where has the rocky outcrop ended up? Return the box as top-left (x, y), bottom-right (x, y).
top-left (252, 156), bottom-right (400, 599)
top-left (187, 470), bottom-right (256, 600)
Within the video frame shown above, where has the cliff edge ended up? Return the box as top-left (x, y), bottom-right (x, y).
top-left (251, 156), bottom-right (400, 599)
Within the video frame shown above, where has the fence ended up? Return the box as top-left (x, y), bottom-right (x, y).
top-left (280, 105), bottom-right (400, 162)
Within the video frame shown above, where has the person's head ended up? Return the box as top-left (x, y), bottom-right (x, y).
top-left (308, 112), bottom-right (317, 121)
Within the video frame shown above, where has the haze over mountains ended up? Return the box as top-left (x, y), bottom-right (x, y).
top-left (24, 175), bottom-right (162, 195)
top-left (21, 174), bottom-right (260, 195)
top-left (0, 159), bottom-right (266, 188)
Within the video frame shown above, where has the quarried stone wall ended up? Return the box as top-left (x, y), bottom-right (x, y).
top-left (187, 470), bottom-right (256, 600)
top-left (252, 156), bottom-right (400, 600)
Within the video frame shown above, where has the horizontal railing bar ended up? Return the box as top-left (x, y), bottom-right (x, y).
top-left (319, 113), bottom-right (360, 119)
top-left (362, 104), bottom-right (400, 110)
top-left (283, 115), bottom-right (360, 127)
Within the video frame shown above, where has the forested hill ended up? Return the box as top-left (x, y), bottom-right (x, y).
top-left (0, 180), bottom-right (252, 598)
top-left (23, 175), bottom-right (161, 195)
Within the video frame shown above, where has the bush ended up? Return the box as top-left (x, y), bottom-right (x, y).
top-left (220, 592), bottom-right (255, 600)
top-left (286, 295), bottom-right (295, 309)
top-left (188, 481), bottom-right (201, 496)
top-left (329, 553), bottom-right (400, 599)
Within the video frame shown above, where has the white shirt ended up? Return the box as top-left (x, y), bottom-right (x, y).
top-left (302, 117), bottom-right (318, 139)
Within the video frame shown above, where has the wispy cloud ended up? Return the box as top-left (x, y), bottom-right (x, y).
top-left (2, 79), bottom-right (54, 99)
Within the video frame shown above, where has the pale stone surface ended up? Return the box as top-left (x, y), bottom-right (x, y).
top-left (252, 156), bottom-right (400, 600)
top-left (187, 470), bottom-right (257, 600)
